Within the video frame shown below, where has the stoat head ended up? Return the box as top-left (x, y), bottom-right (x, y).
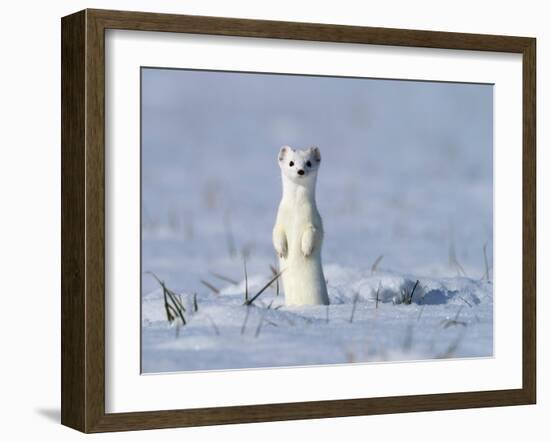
top-left (278, 145), bottom-right (322, 186)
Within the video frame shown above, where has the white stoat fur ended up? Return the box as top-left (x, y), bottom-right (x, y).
top-left (272, 145), bottom-right (329, 306)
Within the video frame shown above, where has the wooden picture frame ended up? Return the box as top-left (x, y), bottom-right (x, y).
top-left (61, 8), bottom-right (536, 433)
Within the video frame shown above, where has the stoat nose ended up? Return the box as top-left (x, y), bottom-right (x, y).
top-left (297, 169), bottom-right (305, 175)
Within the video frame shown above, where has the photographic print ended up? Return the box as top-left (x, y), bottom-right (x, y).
top-left (140, 68), bottom-right (493, 374)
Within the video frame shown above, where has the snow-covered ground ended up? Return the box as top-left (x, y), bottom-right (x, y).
top-left (141, 68), bottom-right (493, 373)
top-left (142, 269), bottom-right (492, 372)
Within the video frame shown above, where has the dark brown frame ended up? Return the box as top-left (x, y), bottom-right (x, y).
top-left (61, 8), bottom-right (536, 433)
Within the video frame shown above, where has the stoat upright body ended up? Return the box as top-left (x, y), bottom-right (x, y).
top-left (272, 145), bottom-right (329, 306)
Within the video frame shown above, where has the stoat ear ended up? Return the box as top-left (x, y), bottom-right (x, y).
top-left (310, 146), bottom-right (321, 162)
top-left (278, 145), bottom-right (291, 161)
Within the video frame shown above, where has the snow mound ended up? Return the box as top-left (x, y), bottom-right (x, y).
top-left (141, 265), bottom-right (493, 373)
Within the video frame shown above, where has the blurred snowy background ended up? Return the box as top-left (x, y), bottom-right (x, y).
top-left (141, 68), bottom-right (493, 373)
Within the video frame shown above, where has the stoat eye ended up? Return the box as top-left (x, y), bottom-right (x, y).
top-left (289, 161), bottom-right (294, 167)
top-left (306, 161), bottom-right (312, 168)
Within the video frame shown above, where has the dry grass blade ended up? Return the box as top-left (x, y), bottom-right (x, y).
top-left (416, 305), bottom-right (425, 322)
top-left (442, 319), bottom-right (467, 329)
top-left (146, 271), bottom-right (186, 325)
top-left (440, 306), bottom-right (467, 328)
top-left (263, 301), bottom-right (278, 327)
top-left (145, 270), bottom-right (163, 287)
top-left (165, 291), bottom-right (186, 324)
top-left (164, 302), bottom-right (177, 323)
top-left (244, 257), bottom-right (248, 303)
top-left (255, 309), bottom-right (268, 338)
top-left (244, 270), bottom-right (285, 306)
top-left (458, 296), bottom-right (472, 307)
top-left (281, 315), bottom-right (295, 326)
top-left (210, 272), bottom-right (238, 285)
top-left (193, 293), bottom-right (198, 312)
top-left (349, 292), bottom-right (360, 323)
top-left (270, 265), bottom-right (279, 296)
top-left (454, 306), bottom-right (464, 321)
top-left (204, 314), bottom-right (220, 336)
top-left (401, 280), bottom-right (419, 305)
top-left (142, 204), bottom-right (158, 230)
top-left (166, 289), bottom-right (185, 312)
top-left (371, 255), bottom-right (384, 274)
top-left (402, 323), bottom-right (414, 352)
top-left (437, 333), bottom-right (465, 358)
top-left (481, 242), bottom-right (491, 281)
top-left (241, 306), bottom-right (251, 335)
top-left (410, 279), bottom-right (419, 302)
top-left (200, 279), bottom-right (220, 294)
top-left (449, 241), bottom-right (467, 277)
top-left (375, 282), bottom-right (381, 309)
top-left (223, 209), bottom-right (236, 257)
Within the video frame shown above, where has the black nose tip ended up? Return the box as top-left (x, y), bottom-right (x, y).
top-left (297, 169), bottom-right (305, 175)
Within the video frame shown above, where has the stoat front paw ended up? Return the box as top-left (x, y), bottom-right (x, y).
top-left (302, 242), bottom-right (313, 258)
top-left (275, 239), bottom-right (288, 259)
top-left (301, 225), bottom-right (316, 258)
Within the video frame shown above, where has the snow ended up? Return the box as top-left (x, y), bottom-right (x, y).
top-left (140, 68), bottom-right (493, 373)
top-left (142, 271), bottom-right (492, 372)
